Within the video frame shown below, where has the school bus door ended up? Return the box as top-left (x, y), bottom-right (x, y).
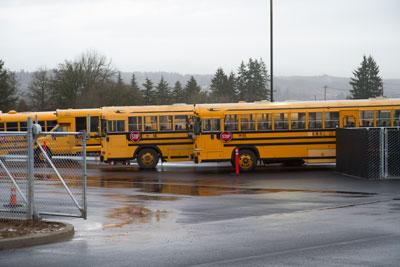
top-left (200, 118), bottom-right (224, 160)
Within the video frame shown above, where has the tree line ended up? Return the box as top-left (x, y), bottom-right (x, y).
top-left (0, 52), bottom-right (270, 112)
top-left (0, 51), bottom-right (385, 112)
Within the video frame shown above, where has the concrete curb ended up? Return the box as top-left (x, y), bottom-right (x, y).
top-left (0, 222), bottom-right (74, 250)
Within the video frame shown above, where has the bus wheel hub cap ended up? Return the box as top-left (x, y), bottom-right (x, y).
top-left (142, 153), bottom-right (154, 165)
top-left (240, 155), bottom-right (252, 168)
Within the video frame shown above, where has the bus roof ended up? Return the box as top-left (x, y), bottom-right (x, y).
top-left (56, 108), bottom-right (102, 117)
top-left (101, 104), bottom-right (194, 116)
top-left (0, 111), bottom-right (57, 123)
top-left (194, 98), bottom-right (400, 115)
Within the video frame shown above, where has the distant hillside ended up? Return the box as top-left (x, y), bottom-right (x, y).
top-left (14, 71), bottom-right (400, 101)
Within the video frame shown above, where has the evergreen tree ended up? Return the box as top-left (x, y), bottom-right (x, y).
top-left (210, 68), bottom-right (237, 102)
top-left (142, 78), bottom-right (154, 105)
top-left (236, 61), bottom-right (248, 101)
top-left (226, 72), bottom-right (238, 102)
top-left (210, 68), bottom-right (228, 102)
top-left (155, 76), bottom-right (170, 105)
top-left (350, 55), bottom-right (383, 99)
top-left (171, 81), bottom-right (185, 103)
top-left (131, 73), bottom-right (138, 88)
top-left (117, 72), bottom-right (123, 85)
top-left (28, 68), bottom-right (52, 111)
top-left (0, 60), bottom-right (18, 112)
top-left (236, 58), bottom-right (269, 102)
top-left (184, 76), bottom-right (202, 104)
top-left (130, 73), bottom-right (143, 105)
top-left (104, 72), bottom-right (131, 106)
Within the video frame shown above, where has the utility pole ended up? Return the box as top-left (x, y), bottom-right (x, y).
top-left (270, 0), bottom-right (274, 102)
top-left (324, 85), bottom-right (327, 101)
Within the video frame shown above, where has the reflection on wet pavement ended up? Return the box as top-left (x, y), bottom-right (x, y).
top-left (88, 176), bottom-right (377, 198)
top-left (104, 205), bottom-right (168, 229)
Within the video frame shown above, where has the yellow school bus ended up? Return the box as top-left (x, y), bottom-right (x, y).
top-left (100, 104), bottom-right (195, 168)
top-left (0, 111), bottom-right (58, 156)
top-left (39, 108), bottom-right (102, 155)
top-left (0, 110), bottom-right (57, 132)
top-left (193, 98), bottom-right (400, 171)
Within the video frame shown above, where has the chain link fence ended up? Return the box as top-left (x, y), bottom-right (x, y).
top-left (0, 119), bottom-right (87, 222)
top-left (0, 133), bottom-right (29, 220)
top-left (337, 127), bottom-right (400, 180)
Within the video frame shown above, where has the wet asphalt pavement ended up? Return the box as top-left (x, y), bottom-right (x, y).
top-left (1, 163), bottom-right (400, 266)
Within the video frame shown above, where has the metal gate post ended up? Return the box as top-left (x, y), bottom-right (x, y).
top-left (384, 128), bottom-right (388, 179)
top-left (26, 118), bottom-right (37, 220)
top-left (379, 128), bottom-right (385, 179)
top-left (82, 135), bottom-right (87, 219)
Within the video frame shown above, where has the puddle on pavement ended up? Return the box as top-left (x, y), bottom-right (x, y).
top-left (104, 205), bottom-right (168, 229)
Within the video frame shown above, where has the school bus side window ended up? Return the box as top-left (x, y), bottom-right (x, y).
top-left (394, 110), bottom-right (400, 126)
top-left (174, 115), bottom-right (188, 131)
top-left (257, 113), bottom-right (272, 131)
top-left (240, 114), bottom-right (256, 131)
top-left (47, 120), bottom-right (57, 131)
top-left (159, 116), bottom-right (173, 131)
top-left (38, 121), bottom-right (45, 131)
top-left (107, 120), bottom-right (125, 132)
top-left (376, 110), bottom-right (391, 127)
top-left (360, 111), bottom-right (374, 127)
top-left (128, 116), bottom-right (142, 131)
top-left (19, 122), bottom-right (27, 131)
top-left (325, 112), bottom-right (339, 128)
top-left (6, 122), bottom-right (18, 131)
top-left (56, 124), bottom-right (69, 132)
top-left (107, 121), bottom-right (113, 132)
top-left (90, 116), bottom-right (100, 133)
top-left (291, 112), bottom-right (306, 130)
top-left (202, 119), bottom-right (220, 132)
top-left (0, 123), bottom-right (4, 131)
top-left (274, 113), bottom-right (288, 130)
top-left (76, 117), bottom-right (87, 132)
top-left (224, 115), bottom-right (238, 131)
top-left (308, 112), bottom-right (322, 129)
top-left (144, 116), bottom-right (157, 132)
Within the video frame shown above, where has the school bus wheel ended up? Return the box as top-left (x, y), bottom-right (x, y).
top-left (238, 149), bottom-right (257, 171)
top-left (137, 148), bottom-right (159, 169)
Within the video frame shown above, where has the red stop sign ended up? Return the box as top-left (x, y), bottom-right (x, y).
top-left (129, 131), bottom-right (141, 142)
top-left (220, 131), bottom-right (233, 142)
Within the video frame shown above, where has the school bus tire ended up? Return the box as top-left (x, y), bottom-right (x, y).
top-left (137, 148), bottom-right (159, 169)
top-left (237, 149), bottom-right (257, 172)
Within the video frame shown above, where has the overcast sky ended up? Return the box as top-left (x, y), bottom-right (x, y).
top-left (0, 0), bottom-right (399, 78)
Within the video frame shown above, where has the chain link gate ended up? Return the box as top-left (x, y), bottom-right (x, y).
top-left (337, 127), bottom-right (400, 180)
top-left (0, 118), bottom-right (87, 222)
